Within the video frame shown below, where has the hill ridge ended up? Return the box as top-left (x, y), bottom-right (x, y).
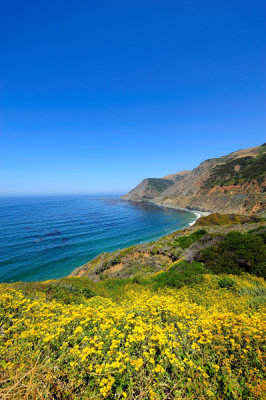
top-left (122, 144), bottom-right (266, 215)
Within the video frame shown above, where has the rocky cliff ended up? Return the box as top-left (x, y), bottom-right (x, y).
top-left (122, 144), bottom-right (266, 215)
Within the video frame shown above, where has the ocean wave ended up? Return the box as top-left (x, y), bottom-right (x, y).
top-left (188, 212), bottom-right (202, 226)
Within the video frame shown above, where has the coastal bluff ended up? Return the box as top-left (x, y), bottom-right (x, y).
top-left (121, 144), bottom-right (266, 216)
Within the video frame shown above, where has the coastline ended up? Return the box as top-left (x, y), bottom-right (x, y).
top-left (2, 195), bottom-right (206, 283)
top-left (122, 198), bottom-right (211, 226)
top-left (70, 201), bottom-right (210, 278)
top-left (187, 210), bottom-right (210, 226)
top-left (151, 202), bottom-right (210, 226)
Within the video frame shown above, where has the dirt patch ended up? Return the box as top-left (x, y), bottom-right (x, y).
top-left (107, 263), bottom-right (124, 274)
top-left (142, 252), bottom-right (152, 258)
top-left (208, 181), bottom-right (263, 195)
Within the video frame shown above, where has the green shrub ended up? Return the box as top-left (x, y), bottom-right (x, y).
top-left (147, 261), bottom-right (206, 290)
top-left (173, 229), bottom-right (207, 249)
top-left (195, 213), bottom-right (262, 226)
top-left (238, 285), bottom-right (266, 309)
top-left (108, 254), bottom-right (122, 266)
top-left (218, 277), bottom-right (236, 289)
top-left (197, 231), bottom-right (266, 277)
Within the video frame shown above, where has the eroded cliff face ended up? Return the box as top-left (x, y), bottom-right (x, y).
top-left (122, 144), bottom-right (266, 215)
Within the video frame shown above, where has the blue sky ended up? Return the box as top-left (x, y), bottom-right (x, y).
top-left (0, 0), bottom-right (265, 195)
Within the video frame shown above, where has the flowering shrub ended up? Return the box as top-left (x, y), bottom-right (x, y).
top-left (0, 273), bottom-right (265, 399)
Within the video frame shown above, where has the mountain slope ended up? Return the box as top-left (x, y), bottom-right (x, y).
top-left (122, 144), bottom-right (266, 215)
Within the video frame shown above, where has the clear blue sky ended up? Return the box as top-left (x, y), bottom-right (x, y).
top-left (0, 0), bottom-right (265, 195)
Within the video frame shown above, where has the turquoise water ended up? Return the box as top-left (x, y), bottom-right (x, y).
top-left (0, 195), bottom-right (196, 282)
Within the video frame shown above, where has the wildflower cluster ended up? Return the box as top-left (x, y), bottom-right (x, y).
top-left (0, 273), bottom-right (265, 399)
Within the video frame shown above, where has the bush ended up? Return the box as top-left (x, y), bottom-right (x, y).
top-left (218, 277), bottom-right (235, 289)
top-left (148, 261), bottom-right (206, 290)
top-left (238, 285), bottom-right (266, 309)
top-left (195, 213), bottom-right (262, 226)
top-left (197, 231), bottom-right (266, 277)
top-left (173, 229), bottom-right (207, 249)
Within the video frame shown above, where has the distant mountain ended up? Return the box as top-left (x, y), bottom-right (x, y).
top-left (122, 144), bottom-right (266, 215)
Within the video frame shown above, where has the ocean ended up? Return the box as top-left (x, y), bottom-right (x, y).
top-left (0, 195), bottom-right (197, 282)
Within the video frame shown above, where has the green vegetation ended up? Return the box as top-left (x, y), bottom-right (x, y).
top-left (73, 216), bottom-right (265, 282)
top-left (197, 231), bottom-right (266, 277)
top-left (146, 261), bottom-right (206, 290)
top-left (172, 229), bottom-right (207, 249)
top-left (203, 151), bottom-right (266, 188)
top-left (239, 284), bottom-right (266, 310)
top-left (146, 178), bottom-right (174, 193)
top-left (195, 213), bottom-right (262, 226)
top-left (14, 277), bottom-right (135, 304)
top-left (217, 276), bottom-right (236, 290)
top-left (1, 216), bottom-right (265, 399)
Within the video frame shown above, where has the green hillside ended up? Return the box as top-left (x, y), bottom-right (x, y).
top-left (146, 178), bottom-right (175, 193)
top-left (0, 215), bottom-right (265, 399)
top-left (204, 149), bottom-right (266, 188)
